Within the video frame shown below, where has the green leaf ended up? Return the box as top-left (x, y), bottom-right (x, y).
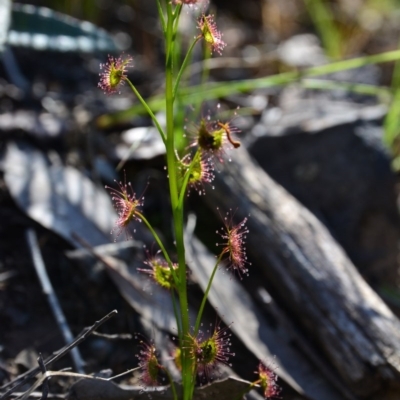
top-left (8, 3), bottom-right (117, 52)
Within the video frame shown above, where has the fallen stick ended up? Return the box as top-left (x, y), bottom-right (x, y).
top-left (0, 310), bottom-right (117, 400)
top-left (25, 229), bottom-right (85, 374)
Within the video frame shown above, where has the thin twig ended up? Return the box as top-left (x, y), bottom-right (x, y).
top-left (15, 372), bottom-right (105, 400)
top-left (9, 392), bottom-right (64, 399)
top-left (25, 229), bottom-right (85, 374)
top-left (107, 367), bottom-right (140, 381)
top-left (37, 355), bottom-right (48, 400)
top-left (15, 370), bottom-right (140, 400)
top-left (91, 332), bottom-right (133, 340)
top-left (0, 270), bottom-right (18, 283)
top-left (0, 310), bottom-right (118, 400)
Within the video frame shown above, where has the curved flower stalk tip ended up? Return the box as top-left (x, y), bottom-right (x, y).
top-left (217, 209), bottom-right (250, 278)
top-left (216, 120), bottom-right (241, 149)
top-left (197, 14), bottom-right (226, 55)
top-left (98, 54), bottom-right (132, 94)
top-left (256, 361), bottom-right (281, 399)
top-left (190, 117), bottom-right (241, 163)
top-left (105, 178), bottom-right (144, 240)
top-left (187, 322), bottom-right (234, 379)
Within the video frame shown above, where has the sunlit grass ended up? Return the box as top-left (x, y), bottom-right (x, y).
top-left (97, 49), bottom-right (400, 128)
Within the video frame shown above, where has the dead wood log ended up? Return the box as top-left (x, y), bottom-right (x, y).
top-left (66, 376), bottom-right (258, 400)
top-left (203, 146), bottom-right (400, 398)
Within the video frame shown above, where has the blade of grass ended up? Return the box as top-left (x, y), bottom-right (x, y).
top-left (303, 0), bottom-right (343, 59)
top-left (303, 78), bottom-right (391, 101)
top-left (383, 41), bottom-right (400, 147)
top-left (383, 90), bottom-right (400, 147)
top-left (97, 49), bottom-right (400, 128)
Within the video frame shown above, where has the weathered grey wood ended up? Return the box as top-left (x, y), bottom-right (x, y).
top-left (66, 376), bottom-right (257, 400)
top-left (186, 232), bottom-right (350, 400)
top-left (203, 146), bottom-right (400, 398)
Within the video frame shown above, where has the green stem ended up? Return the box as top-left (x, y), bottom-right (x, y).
top-left (172, 4), bottom-right (182, 31)
top-left (194, 253), bottom-right (223, 335)
top-left (201, 45), bottom-right (211, 87)
top-left (156, 0), bottom-right (166, 33)
top-left (136, 211), bottom-right (178, 284)
top-left (173, 37), bottom-right (201, 100)
top-left (125, 78), bottom-right (166, 145)
top-left (163, 367), bottom-right (179, 400)
top-left (234, 381), bottom-right (258, 400)
top-left (171, 290), bottom-right (182, 339)
top-left (165, 4), bottom-right (193, 400)
top-left (192, 44), bottom-right (212, 117)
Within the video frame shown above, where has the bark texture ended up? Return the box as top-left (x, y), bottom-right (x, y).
top-left (204, 146), bottom-right (400, 398)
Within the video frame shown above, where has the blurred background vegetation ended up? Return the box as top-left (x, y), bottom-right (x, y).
top-left (21, 0), bottom-right (400, 163)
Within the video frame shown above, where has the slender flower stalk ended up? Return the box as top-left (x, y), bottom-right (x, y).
top-left (135, 211), bottom-right (178, 283)
top-left (234, 361), bottom-right (281, 400)
top-left (173, 36), bottom-right (201, 100)
top-left (194, 253), bottom-right (223, 334)
top-left (156, 0), bottom-right (166, 32)
top-left (125, 78), bottom-right (166, 144)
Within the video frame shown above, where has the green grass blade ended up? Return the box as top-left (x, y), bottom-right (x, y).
top-left (97, 49), bottom-right (400, 128)
top-left (303, 0), bottom-right (342, 59)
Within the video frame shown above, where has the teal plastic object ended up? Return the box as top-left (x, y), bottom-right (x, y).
top-left (0, 0), bottom-right (11, 52)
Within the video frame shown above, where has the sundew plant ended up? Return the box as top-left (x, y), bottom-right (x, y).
top-left (99, 1), bottom-right (280, 399)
